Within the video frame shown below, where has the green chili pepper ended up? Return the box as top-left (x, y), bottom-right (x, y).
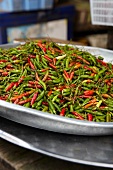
top-left (36, 90), bottom-right (45, 102)
top-left (47, 100), bottom-right (56, 114)
top-left (38, 80), bottom-right (46, 91)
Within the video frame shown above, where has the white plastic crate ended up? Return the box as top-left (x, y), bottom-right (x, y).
top-left (90, 0), bottom-right (113, 26)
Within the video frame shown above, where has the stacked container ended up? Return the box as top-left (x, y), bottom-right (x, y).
top-left (0, 0), bottom-right (54, 12)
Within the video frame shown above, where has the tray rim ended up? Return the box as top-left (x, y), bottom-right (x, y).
top-left (1, 99), bottom-right (113, 127)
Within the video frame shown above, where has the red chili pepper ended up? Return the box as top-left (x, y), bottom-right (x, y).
top-left (28, 58), bottom-right (35, 70)
top-left (37, 42), bottom-right (43, 48)
top-left (48, 90), bottom-right (52, 96)
top-left (60, 99), bottom-right (65, 103)
top-left (87, 113), bottom-right (93, 121)
top-left (14, 82), bottom-right (19, 87)
top-left (73, 54), bottom-right (90, 65)
top-left (33, 83), bottom-right (42, 88)
top-left (84, 90), bottom-right (94, 96)
top-left (53, 58), bottom-right (56, 65)
top-left (42, 71), bottom-right (48, 81)
top-left (29, 54), bottom-right (36, 58)
top-left (0, 95), bottom-right (8, 100)
top-left (48, 47), bottom-right (55, 54)
top-left (18, 76), bottom-right (24, 84)
top-left (64, 70), bottom-right (70, 79)
top-left (89, 98), bottom-right (97, 103)
top-left (49, 63), bottom-right (56, 69)
top-left (31, 92), bottom-right (38, 105)
top-left (69, 61), bottom-right (76, 67)
top-left (72, 111), bottom-right (84, 120)
top-left (53, 47), bottom-right (60, 52)
top-left (35, 72), bottom-right (40, 81)
top-left (42, 47), bottom-right (46, 53)
top-left (11, 56), bottom-right (17, 60)
top-left (44, 55), bottom-right (53, 62)
top-left (84, 98), bottom-right (97, 109)
top-left (82, 79), bottom-right (92, 83)
top-left (102, 94), bottom-right (110, 98)
top-left (63, 73), bottom-right (68, 82)
top-left (60, 108), bottom-right (66, 116)
top-left (37, 42), bottom-right (46, 53)
top-left (58, 95), bottom-right (63, 99)
top-left (42, 101), bottom-right (48, 106)
top-left (11, 90), bottom-right (34, 101)
top-left (14, 98), bottom-right (19, 104)
top-left (77, 56), bottom-right (90, 65)
top-left (69, 71), bottom-right (74, 80)
top-left (79, 95), bottom-right (92, 98)
top-left (97, 59), bottom-right (107, 67)
top-left (2, 72), bottom-right (8, 76)
top-left (41, 68), bottom-right (49, 72)
top-left (84, 65), bottom-right (97, 73)
top-left (6, 64), bottom-right (13, 69)
top-left (28, 81), bottom-right (39, 85)
top-left (14, 92), bottom-right (18, 95)
top-left (59, 86), bottom-right (65, 91)
top-left (13, 76), bottom-right (24, 88)
top-left (18, 98), bottom-right (31, 105)
top-left (99, 106), bottom-right (106, 109)
top-left (6, 82), bottom-right (15, 92)
top-left (0, 59), bottom-right (7, 63)
top-left (70, 84), bottom-right (76, 88)
top-left (0, 69), bottom-right (4, 73)
top-left (90, 73), bottom-right (95, 77)
top-left (46, 77), bottom-right (52, 80)
top-left (28, 84), bottom-right (42, 89)
top-left (74, 62), bottom-right (82, 69)
top-left (0, 97), bottom-right (5, 100)
top-left (84, 65), bottom-right (92, 71)
top-left (104, 79), bottom-right (111, 86)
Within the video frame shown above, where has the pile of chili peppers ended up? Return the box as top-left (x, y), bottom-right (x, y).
top-left (0, 40), bottom-right (113, 122)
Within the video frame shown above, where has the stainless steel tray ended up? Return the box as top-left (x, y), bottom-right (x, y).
top-left (1, 116), bottom-right (113, 168)
top-left (1, 43), bottom-right (113, 136)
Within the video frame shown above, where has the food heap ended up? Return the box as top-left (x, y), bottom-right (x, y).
top-left (0, 40), bottom-right (113, 122)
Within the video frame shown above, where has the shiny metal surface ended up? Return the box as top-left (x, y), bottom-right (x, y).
top-left (0, 44), bottom-right (113, 136)
top-left (1, 117), bottom-right (113, 168)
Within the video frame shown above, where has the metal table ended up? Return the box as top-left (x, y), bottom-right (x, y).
top-left (1, 116), bottom-right (113, 169)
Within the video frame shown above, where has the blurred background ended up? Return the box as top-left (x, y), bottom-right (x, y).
top-left (0, 0), bottom-right (111, 49)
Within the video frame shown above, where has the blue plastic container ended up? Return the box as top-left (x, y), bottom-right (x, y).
top-left (40, 0), bottom-right (54, 9)
top-left (0, 0), bottom-right (24, 12)
top-left (24, 0), bottom-right (40, 11)
top-left (24, 0), bottom-right (54, 11)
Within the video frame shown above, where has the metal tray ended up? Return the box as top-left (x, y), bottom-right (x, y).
top-left (1, 116), bottom-right (113, 168)
top-left (1, 43), bottom-right (113, 136)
